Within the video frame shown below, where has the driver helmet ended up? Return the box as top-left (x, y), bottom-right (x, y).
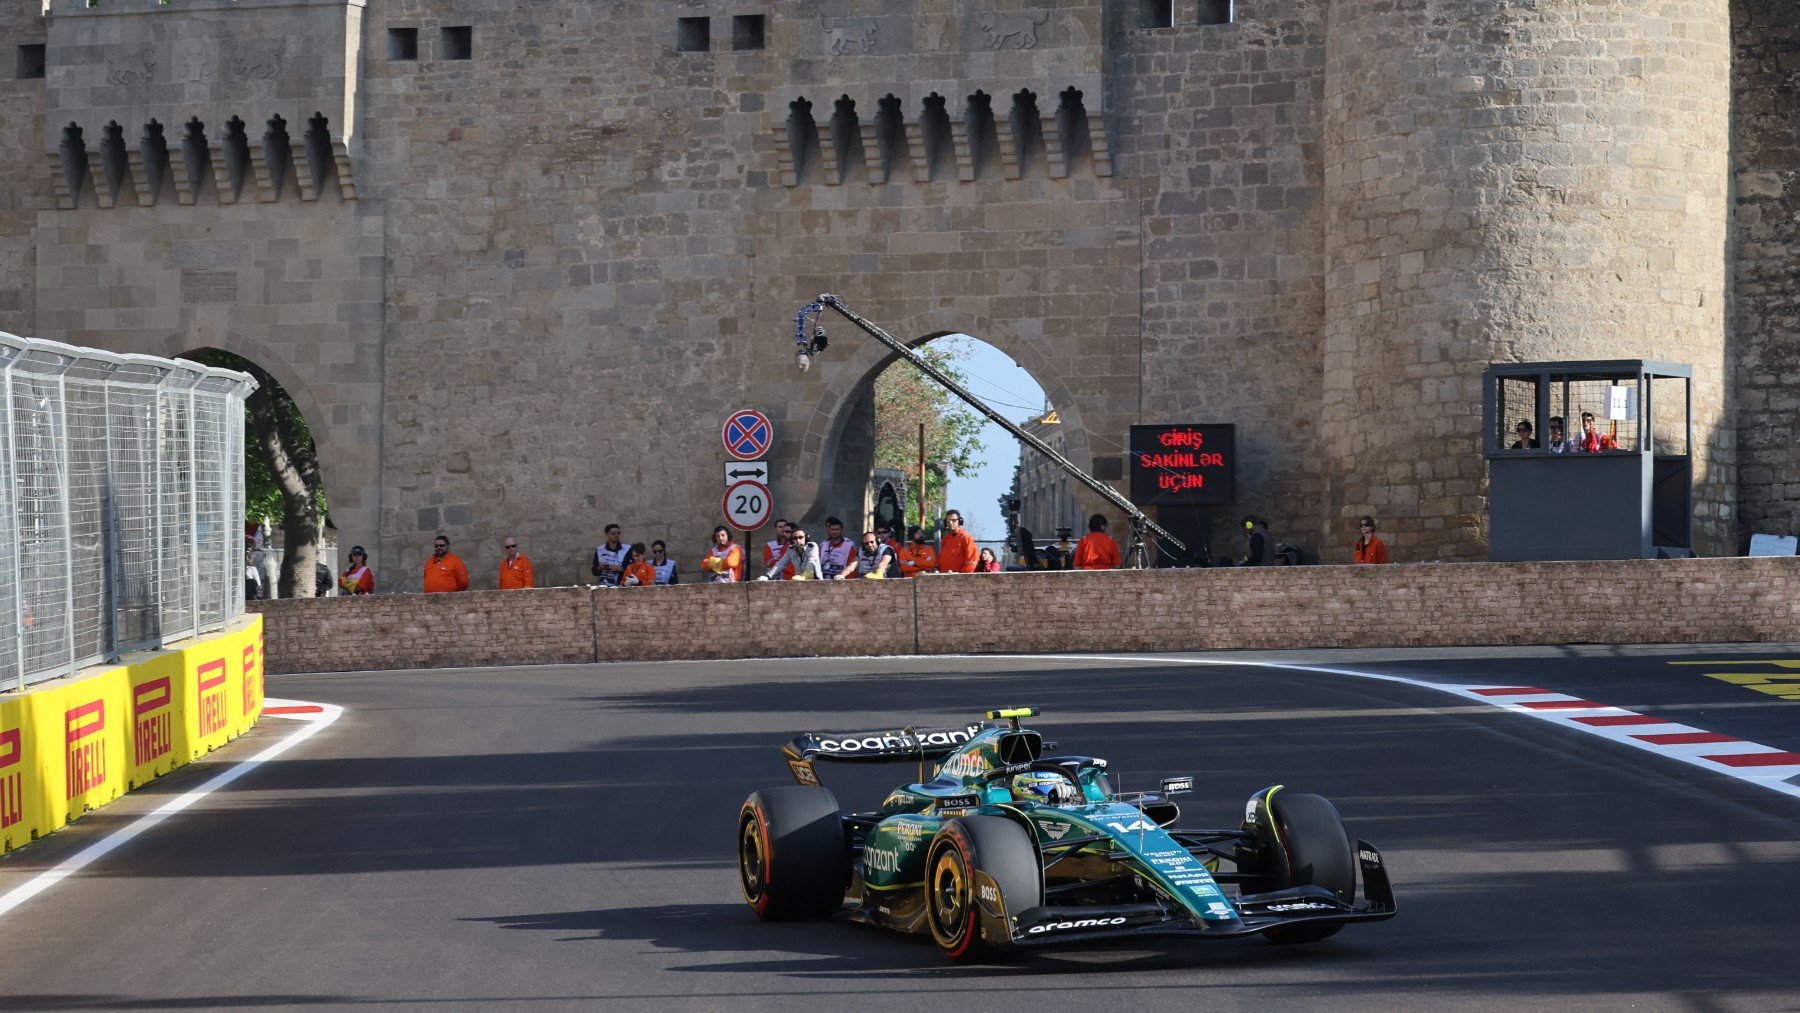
top-left (1012, 770), bottom-right (1078, 805)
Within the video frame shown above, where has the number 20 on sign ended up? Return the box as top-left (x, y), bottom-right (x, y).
top-left (723, 479), bottom-right (773, 531)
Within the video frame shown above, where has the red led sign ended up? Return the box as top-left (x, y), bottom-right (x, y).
top-left (1129, 424), bottom-right (1236, 507)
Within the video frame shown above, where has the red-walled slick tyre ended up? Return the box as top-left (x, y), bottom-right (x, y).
top-left (738, 786), bottom-right (848, 921)
top-left (924, 815), bottom-right (1042, 961)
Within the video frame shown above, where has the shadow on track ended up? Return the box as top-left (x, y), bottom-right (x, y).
top-left (468, 901), bottom-right (1371, 980)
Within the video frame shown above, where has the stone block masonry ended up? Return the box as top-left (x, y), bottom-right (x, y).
top-left (6, 0), bottom-right (1797, 593)
top-left (250, 558), bottom-right (1800, 674)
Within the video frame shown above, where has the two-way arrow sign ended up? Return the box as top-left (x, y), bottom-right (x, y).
top-left (724, 460), bottom-right (769, 485)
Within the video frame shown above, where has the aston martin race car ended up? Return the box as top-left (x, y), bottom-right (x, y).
top-left (737, 708), bottom-right (1395, 960)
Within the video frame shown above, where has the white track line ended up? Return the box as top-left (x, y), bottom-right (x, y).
top-left (982, 653), bottom-right (1800, 802)
top-left (0, 698), bottom-right (342, 918)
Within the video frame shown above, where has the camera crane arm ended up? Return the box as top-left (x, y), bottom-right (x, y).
top-left (792, 294), bottom-right (1191, 568)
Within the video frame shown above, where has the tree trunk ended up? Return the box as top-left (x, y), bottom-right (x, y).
top-left (247, 384), bottom-right (322, 597)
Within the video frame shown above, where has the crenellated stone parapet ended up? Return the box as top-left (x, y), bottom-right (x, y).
top-left (42, 0), bottom-right (363, 209)
top-left (773, 86), bottom-right (1109, 186)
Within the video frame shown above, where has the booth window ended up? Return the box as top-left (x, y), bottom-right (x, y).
top-left (1495, 376), bottom-right (1541, 450)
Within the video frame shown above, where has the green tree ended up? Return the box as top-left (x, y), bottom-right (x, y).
top-left (873, 339), bottom-right (986, 530)
top-left (184, 349), bottom-right (328, 597)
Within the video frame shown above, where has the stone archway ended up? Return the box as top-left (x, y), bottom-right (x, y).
top-left (791, 303), bottom-right (1093, 531)
top-left (154, 326), bottom-right (382, 593)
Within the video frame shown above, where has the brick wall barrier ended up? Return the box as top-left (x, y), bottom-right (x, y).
top-left (249, 557), bottom-right (1800, 674)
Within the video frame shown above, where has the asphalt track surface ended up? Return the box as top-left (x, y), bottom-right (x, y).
top-left (2, 645), bottom-right (1799, 1012)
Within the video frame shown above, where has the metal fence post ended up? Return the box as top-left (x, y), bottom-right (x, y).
top-left (55, 368), bottom-right (77, 679)
top-left (3, 358), bottom-right (22, 691)
top-left (186, 382), bottom-right (200, 640)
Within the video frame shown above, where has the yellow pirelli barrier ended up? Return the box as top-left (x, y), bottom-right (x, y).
top-left (0, 615), bottom-right (263, 853)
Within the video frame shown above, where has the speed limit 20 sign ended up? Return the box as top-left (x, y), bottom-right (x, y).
top-left (722, 479), bottom-right (773, 531)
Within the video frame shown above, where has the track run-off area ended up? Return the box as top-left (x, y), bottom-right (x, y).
top-left (1, 646), bottom-right (1797, 1011)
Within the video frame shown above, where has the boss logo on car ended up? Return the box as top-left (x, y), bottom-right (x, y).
top-left (979, 885), bottom-right (998, 902)
top-left (787, 760), bottom-right (820, 786)
top-left (1026, 916), bottom-right (1127, 934)
top-left (937, 794), bottom-right (979, 811)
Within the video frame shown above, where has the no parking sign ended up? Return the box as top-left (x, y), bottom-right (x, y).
top-left (723, 410), bottom-right (773, 461)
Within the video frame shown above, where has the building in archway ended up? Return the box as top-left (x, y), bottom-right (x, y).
top-left (1, 1), bottom-right (1793, 588)
top-left (1015, 410), bottom-right (1082, 541)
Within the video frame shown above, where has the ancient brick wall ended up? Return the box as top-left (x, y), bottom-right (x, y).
top-left (2, 0), bottom-right (1790, 588)
top-left (1116, 0), bottom-right (1329, 561)
top-left (252, 558), bottom-right (1800, 674)
top-left (1731, 1), bottom-right (1800, 546)
top-left (0, 3), bottom-right (50, 335)
top-left (255, 587), bottom-right (596, 673)
top-left (1321, 0), bottom-right (1735, 561)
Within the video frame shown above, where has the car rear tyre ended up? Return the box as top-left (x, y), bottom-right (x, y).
top-left (739, 786), bottom-right (848, 921)
top-left (924, 815), bottom-right (1042, 962)
top-left (1261, 792), bottom-right (1355, 944)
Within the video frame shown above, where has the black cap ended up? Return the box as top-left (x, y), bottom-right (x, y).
top-left (349, 545), bottom-right (366, 556)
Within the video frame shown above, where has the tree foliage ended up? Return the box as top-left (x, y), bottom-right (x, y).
top-left (873, 339), bottom-right (987, 530)
top-left (184, 349), bottom-right (328, 597)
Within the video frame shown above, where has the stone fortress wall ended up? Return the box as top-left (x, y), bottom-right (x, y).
top-left (0, 0), bottom-right (1794, 592)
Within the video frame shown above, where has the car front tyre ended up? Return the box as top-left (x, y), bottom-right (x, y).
top-left (924, 815), bottom-right (1042, 961)
top-left (1261, 792), bottom-right (1355, 944)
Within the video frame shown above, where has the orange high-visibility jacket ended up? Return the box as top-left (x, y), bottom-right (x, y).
top-left (1072, 532), bottom-right (1121, 570)
top-left (498, 554), bottom-right (536, 589)
top-left (897, 543), bottom-right (937, 578)
top-left (1354, 537), bottom-right (1389, 565)
top-left (622, 560), bottom-right (658, 587)
top-left (704, 542), bottom-right (745, 582)
top-left (423, 553), bottom-right (469, 593)
top-left (936, 530), bottom-right (979, 573)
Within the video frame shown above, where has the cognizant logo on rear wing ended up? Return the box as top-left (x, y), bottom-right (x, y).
top-left (781, 722), bottom-right (988, 764)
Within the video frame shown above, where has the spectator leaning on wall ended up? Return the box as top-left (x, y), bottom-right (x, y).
top-left (898, 526), bottom-right (937, 577)
top-left (423, 535), bottom-right (470, 593)
top-left (651, 540), bottom-right (678, 584)
top-left (702, 525), bottom-right (746, 582)
top-left (498, 537), bottom-right (535, 589)
top-left (1072, 514), bottom-right (1122, 570)
top-left (936, 509), bottom-right (979, 573)
top-left (622, 543), bottom-right (658, 587)
top-left (339, 545), bottom-right (374, 595)
top-left (593, 524), bottom-right (628, 587)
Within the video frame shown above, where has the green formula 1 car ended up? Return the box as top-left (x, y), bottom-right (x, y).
top-left (737, 708), bottom-right (1395, 960)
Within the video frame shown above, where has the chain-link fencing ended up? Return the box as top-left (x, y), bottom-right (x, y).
top-left (0, 333), bottom-right (256, 690)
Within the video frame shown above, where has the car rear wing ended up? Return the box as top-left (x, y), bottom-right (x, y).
top-left (782, 722), bottom-right (989, 765)
top-left (779, 722), bottom-right (991, 786)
